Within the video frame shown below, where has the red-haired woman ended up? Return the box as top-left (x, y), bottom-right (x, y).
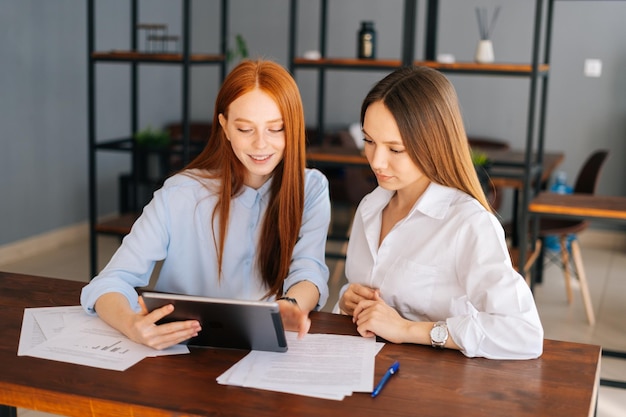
top-left (82, 60), bottom-right (330, 350)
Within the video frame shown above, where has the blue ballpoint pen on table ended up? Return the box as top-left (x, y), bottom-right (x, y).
top-left (371, 361), bottom-right (400, 398)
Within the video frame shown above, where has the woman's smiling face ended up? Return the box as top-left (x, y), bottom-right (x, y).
top-left (219, 88), bottom-right (285, 189)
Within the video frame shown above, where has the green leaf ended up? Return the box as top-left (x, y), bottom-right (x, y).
top-left (471, 149), bottom-right (490, 166)
top-left (227, 33), bottom-right (249, 64)
top-left (133, 126), bottom-right (171, 147)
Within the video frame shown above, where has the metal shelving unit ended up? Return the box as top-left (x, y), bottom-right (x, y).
top-left (87, 0), bottom-right (228, 277)
top-left (289, 0), bottom-right (556, 277)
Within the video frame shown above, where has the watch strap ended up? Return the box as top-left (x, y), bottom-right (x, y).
top-left (277, 296), bottom-right (298, 306)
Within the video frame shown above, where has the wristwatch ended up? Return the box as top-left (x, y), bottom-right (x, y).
top-left (430, 321), bottom-right (448, 348)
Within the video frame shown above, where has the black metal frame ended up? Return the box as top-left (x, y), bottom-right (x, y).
top-left (289, 0), bottom-right (419, 145)
top-left (601, 349), bottom-right (626, 389)
top-left (289, 0), bottom-right (554, 278)
top-left (87, 0), bottom-right (228, 277)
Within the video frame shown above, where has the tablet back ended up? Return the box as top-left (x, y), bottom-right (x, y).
top-left (142, 292), bottom-right (288, 352)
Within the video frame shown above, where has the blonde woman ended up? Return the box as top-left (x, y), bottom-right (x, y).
top-left (336, 66), bottom-right (543, 360)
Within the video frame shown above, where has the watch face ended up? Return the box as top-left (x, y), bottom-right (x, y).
top-left (431, 326), bottom-right (447, 343)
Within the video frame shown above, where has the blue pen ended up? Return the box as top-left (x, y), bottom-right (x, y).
top-left (371, 361), bottom-right (400, 398)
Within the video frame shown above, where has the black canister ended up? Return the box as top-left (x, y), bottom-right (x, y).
top-left (358, 21), bottom-right (376, 59)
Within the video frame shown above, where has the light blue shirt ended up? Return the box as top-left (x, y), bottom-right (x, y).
top-left (81, 168), bottom-right (331, 313)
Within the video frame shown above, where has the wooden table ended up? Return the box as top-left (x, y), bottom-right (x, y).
top-left (529, 192), bottom-right (626, 221)
top-left (0, 272), bottom-right (600, 417)
top-left (529, 192), bottom-right (626, 391)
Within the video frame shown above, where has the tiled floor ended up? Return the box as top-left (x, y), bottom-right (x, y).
top-left (1, 225), bottom-right (625, 417)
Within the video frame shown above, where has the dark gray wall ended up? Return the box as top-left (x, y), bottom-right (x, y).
top-left (1, 0), bottom-right (625, 247)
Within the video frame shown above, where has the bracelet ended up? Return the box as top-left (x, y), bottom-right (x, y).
top-left (277, 296), bottom-right (299, 306)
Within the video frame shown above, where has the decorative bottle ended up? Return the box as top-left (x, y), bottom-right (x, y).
top-left (358, 21), bottom-right (376, 59)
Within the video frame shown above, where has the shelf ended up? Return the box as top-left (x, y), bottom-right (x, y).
top-left (94, 137), bottom-right (134, 151)
top-left (307, 146), bottom-right (367, 167)
top-left (92, 50), bottom-right (225, 64)
top-left (293, 57), bottom-right (403, 70)
top-left (94, 137), bottom-right (205, 155)
top-left (292, 57), bottom-right (549, 76)
top-left (417, 60), bottom-right (550, 76)
top-left (88, 0), bottom-right (228, 276)
top-left (94, 212), bottom-right (138, 236)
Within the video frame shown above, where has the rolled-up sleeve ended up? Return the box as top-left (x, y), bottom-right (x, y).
top-left (448, 211), bottom-right (544, 359)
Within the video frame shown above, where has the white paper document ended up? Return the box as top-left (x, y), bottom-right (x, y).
top-left (217, 332), bottom-right (383, 400)
top-left (18, 306), bottom-right (189, 371)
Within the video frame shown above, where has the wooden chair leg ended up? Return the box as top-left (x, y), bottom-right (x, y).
top-left (559, 235), bottom-right (574, 304)
top-left (522, 239), bottom-right (542, 286)
top-left (570, 239), bottom-right (596, 326)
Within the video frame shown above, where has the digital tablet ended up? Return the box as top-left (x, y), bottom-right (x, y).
top-left (142, 292), bottom-right (288, 352)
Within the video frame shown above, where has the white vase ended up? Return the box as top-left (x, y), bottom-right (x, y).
top-left (475, 39), bottom-right (495, 64)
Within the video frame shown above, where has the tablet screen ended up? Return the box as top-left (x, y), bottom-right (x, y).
top-left (142, 292), bottom-right (288, 352)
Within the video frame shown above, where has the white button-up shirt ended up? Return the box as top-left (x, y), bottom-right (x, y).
top-left (82, 169), bottom-right (331, 313)
top-left (337, 182), bottom-right (544, 359)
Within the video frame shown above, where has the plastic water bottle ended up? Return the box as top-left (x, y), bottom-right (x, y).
top-left (545, 171), bottom-right (574, 252)
top-left (551, 171), bottom-right (573, 195)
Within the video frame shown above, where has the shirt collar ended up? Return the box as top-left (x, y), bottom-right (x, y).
top-left (237, 177), bottom-right (274, 208)
top-left (362, 182), bottom-right (456, 221)
top-left (412, 182), bottom-right (456, 220)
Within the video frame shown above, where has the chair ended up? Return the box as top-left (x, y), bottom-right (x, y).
top-left (536, 150), bottom-right (609, 325)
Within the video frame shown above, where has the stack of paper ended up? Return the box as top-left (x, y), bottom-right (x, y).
top-left (18, 306), bottom-right (188, 371)
top-left (217, 332), bottom-right (382, 400)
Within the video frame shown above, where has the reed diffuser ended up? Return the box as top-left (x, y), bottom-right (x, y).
top-left (474, 6), bottom-right (500, 63)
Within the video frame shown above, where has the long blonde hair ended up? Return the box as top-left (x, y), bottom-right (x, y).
top-left (360, 65), bottom-right (492, 212)
top-left (185, 59), bottom-right (306, 297)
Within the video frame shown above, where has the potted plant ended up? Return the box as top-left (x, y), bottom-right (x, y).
top-left (226, 34), bottom-right (249, 67)
top-left (133, 126), bottom-right (171, 180)
top-left (471, 149), bottom-right (492, 196)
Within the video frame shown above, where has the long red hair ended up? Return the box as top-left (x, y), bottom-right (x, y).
top-left (185, 60), bottom-right (306, 297)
